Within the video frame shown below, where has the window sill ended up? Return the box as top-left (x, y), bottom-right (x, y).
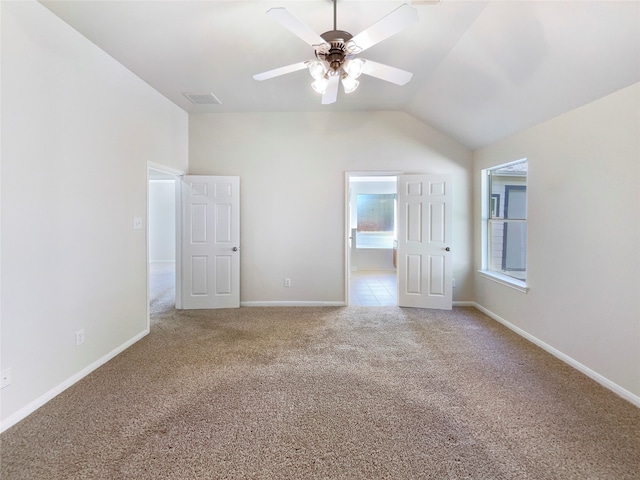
top-left (478, 270), bottom-right (529, 293)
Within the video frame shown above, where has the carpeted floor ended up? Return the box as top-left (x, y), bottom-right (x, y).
top-left (1, 296), bottom-right (639, 478)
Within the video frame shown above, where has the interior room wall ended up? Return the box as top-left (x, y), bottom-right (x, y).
top-left (189, 111), bottom-right (473, 305)
top-left (0, 1), bottom-right (188, 429)
top-left (473, 83), bottom-right (640, 403)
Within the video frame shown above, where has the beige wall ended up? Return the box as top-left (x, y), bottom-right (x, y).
top-left (0, 1), bottom-right (188, 428)
top-left (189, 112), bottom-right (474, 305)
top-left (473, 83), bottom-right (640, 402)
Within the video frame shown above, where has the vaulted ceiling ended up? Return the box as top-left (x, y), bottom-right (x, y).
top-left (40, 0), bottom-right (640, 148)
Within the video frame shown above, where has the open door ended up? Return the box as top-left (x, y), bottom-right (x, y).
top-left (179, 176), bottom-right (240, 309)
top-left (397, 174), bottom-right (452, 310)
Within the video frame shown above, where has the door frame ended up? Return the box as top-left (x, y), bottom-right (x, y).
top-left (147, 162), bottom-right (185, 319)
top-left (344, 171), bottom-right (402, 305)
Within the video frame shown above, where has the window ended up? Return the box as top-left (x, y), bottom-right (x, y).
top-left (482, 160), bottom-right (528, 289)
top-left (355, 193), bottom-right (396, 249)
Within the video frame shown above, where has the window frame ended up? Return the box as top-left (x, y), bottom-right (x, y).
top-left (480, 159), bottom-right (529, 293)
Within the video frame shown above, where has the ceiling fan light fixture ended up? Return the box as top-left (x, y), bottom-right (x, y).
top-left (343, 58), bottom-right (365, 79)
top-left (341, 75), bottom-right (359, 94)
top-left (311, 76), bottom-right (330, 94)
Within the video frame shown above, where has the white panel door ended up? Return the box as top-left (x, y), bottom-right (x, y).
top-left (397, 174), bottom-right (452, 309)
top-left (180, 176), bottom-right (240, 309)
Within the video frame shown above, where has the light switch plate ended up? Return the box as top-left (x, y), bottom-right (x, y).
top-left (1, 368), bottom-right (11, 389)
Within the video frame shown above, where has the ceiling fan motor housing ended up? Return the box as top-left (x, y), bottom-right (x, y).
top-left (317, 30), bottom-right (355, 73)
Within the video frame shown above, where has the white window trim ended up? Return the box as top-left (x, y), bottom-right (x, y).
top-left (478, 269), bottom-right (529, 293)
top-left (480, 158), bottom-right (529, 293)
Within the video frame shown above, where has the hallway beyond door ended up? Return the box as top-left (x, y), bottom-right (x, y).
top-left (150, 261), bottom-right (175, 315)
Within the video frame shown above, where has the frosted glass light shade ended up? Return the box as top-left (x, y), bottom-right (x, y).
top-left (307, 60), bottom-right (327, 80)
top-left (341, 75), bottom-right (359, 94)
top-left (311, 76), bottom-right (330, 94)
top-left (343, 58), bottom-right (365, 79)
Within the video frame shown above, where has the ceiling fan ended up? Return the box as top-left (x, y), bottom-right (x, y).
top-left (253, 1), bottom-right (419, 104)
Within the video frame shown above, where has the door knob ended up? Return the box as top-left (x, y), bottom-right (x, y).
top-left (232, 247), bottom-right (239, 251)
top-left (445, 247), bottom-right (451, 251)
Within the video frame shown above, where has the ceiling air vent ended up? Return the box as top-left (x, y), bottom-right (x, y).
top-left (182, 92), bottom-right (222, 105)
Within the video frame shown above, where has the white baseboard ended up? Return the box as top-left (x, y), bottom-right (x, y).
top-left (0, 328), bottom-right (150, 433)
top-left (453, 301), bottom-right (476, 307)
top-left (241, 301), bottom-right (346, 307)
top-left (471, 302), bottom-right (640, 408)
top-left (241, 301), bottom-right (476, 308)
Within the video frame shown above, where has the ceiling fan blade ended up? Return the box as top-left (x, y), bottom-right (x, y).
top-left (361, 59), bottom-right (413, 86)
top-left (266, 8), bottom-right (329, 49)
top-left (321, 75), bottom-right (340, 105)
top-left (253, 62), bottom-right (308, 81)
top-left (349, 4), bottom-right (419, 53)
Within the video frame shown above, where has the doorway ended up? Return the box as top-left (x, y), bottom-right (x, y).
top-left (346, 174), bottom-right (398, 306)
top-left (346, 173), bottom-right (454, 310)
top-left (148, 165), bottom-right (180, 316)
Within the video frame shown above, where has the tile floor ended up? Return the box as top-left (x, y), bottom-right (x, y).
top-left (349, 270), bottom-right (397, 306)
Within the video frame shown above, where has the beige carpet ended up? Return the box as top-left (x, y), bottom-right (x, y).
top-left (1, 302), bottom-right (639, 479)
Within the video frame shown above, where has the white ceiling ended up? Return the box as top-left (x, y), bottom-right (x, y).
top-left (40, 0), bottom-right (640, 149)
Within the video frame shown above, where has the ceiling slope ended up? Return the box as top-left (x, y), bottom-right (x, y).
top-left (40, 0), bottom-right (640, 148)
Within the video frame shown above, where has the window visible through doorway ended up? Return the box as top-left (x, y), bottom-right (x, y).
top-left (355, 194), bottom-right (396, 249)
top-left (482, 159), bottom-right (528, 288)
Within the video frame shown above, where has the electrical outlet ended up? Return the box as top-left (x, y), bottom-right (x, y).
top-left (75, 329), bottom-right (85, 346)
top-left (133, 217), bottom-right (143, 230)
top-left (284, 278), bottom-right (292, 287)
top-left (1, 368), bottom-right (11, 389)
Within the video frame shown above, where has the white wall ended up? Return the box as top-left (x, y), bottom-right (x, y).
top-left (149, 180), bottom-right (176, 262)
top-left (189, 112), bottom-right (473, 304)
top-left (0, 1), bottom-right (188, 429)
top-left (473, 83), bottom-right (640, 402)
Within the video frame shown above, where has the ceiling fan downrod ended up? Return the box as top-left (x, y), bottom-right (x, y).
top-left (317, 0), bottom-right (353, 73)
